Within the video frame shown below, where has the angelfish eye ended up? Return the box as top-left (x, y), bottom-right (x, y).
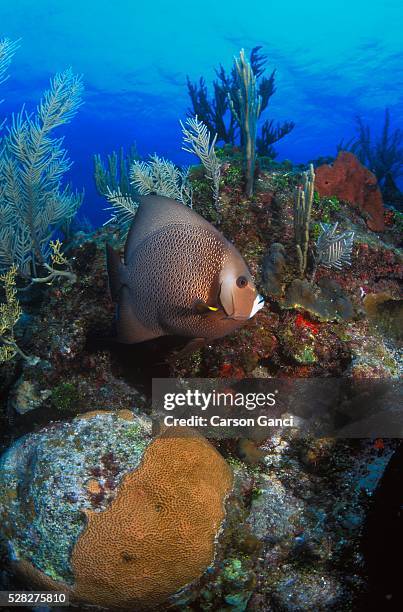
top-left (236, 276), bottom-right (248, 288)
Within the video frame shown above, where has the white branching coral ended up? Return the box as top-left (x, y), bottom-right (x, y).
top-left (0, 37), bottom-right (19, 97)
top-left (0, 68), bottom-right (84, 278)
top-left (315, 222), bottom-right (355, 270)
top-left (104, 187), bottom-right (139, 226)
top-left (180, 116), bottom-right (221, 208)
top-left (104, 154), bottom-right (193, 229)
top-left (130, 154), bottom-right (193, 207)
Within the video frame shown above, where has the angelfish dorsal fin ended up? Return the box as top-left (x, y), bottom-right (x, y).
top-left (124, 195), bottom-right (223, 262)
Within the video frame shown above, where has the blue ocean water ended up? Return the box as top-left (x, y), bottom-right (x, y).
top-left (1, 0), bottom-right (402, 225)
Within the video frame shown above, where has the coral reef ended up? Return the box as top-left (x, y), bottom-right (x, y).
top-left (315, 151), bottom-right (385, 231)
top-left (1, 26), bottom-right (400, 610)
top-left (0, 411), bottom-right (233, 610)
top-left (0, 153), bottom-right (401, 610)
top-left (284, 278), bottom-right (354, 322)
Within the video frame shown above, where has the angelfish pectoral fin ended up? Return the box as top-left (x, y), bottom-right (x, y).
top-left (192, 299), bottom-right (219, 315)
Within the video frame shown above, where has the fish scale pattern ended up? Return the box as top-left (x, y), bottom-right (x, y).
top-left (128, 224), bottom-right (228, 337)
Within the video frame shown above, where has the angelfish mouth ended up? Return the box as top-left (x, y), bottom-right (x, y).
top-left (249, 294), bottom-right (265, 318)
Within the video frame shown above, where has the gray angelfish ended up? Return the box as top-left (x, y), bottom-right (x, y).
top-left (106, 195), bottom-right (264, 349)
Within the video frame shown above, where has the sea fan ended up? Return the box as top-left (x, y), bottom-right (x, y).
top-left (94, 144), bottom-right (138, 198)
top-left (130, 154), bottom-right (192, 207)
top-left (0, 37), bottom-right (19, 90)
top-left (0, 38), bottom-right (19, 127)
top-left (315, 222), bottom-right (355, 270)
top-left (104, 187), bottom-right (139, 226)
top-left (180, 115), bottom-right (220, 208)
top-left (0, 68), bottom-right (84, 277)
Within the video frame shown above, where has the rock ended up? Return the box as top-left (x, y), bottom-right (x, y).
top-left (245, 439), bottom-right (397, 610)
top-left (270, 572), bottom-right (345, 611)
top-left (284, 277), bottom-right (354, 322)
top-left (363, 293), bottom-right (403, 344)
top-left (248, 473), bottom-right (303, 540)
top-left (315, 151), bottom-right (385, 231)
top-left (261, 243), bottom-right (287, 297)
top-left (7, 375), bottom-right (51, 415)
top-left (0, 411), bottom-right (233, 610)
top-left (347, 327), bottom-right (401, 378)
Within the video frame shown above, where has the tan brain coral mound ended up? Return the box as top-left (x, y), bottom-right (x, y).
top-left (71, 427), bottom-right (233, 609)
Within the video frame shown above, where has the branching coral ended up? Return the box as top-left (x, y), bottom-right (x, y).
top-left (293, 166), bottom-right (355, 283)
top-left (130, 154), bottom-right (192, 206)
top-left (186, 74), bottom-right (237, 146)
top-left (186, 46), bottom-right (294, 159)
top-left (257, 119), bottom-right (295, 159)
top-left (0, 68), bottom-right (84, 279)
top-left (0, 265), bottom-right (38, 364)
top-left (104, 188), bottom-right (139, 227)
top-left (94, 145), bottom-right (138, 199)
top-left (229, 50), bottom-right (261, 197)
top-left (30, 239), bottom-right (76, 285)
top-left (338, 109), bottom-right (403, 186)
top-left (0, 38), bottom-right (18, 84)
top-left (105, 154), bottom-right (193, 228)
top-left (312, 222), bottom-right (354, 282)
top-left (180, 116), bottom-right (221, 209)
top-left (294, 164), bottom-right (315, 277)
top-left (0, 37), bottom-right (19, 123)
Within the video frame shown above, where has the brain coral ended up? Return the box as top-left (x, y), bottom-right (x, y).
top-left (0, 410), bottom-right (233, 609)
